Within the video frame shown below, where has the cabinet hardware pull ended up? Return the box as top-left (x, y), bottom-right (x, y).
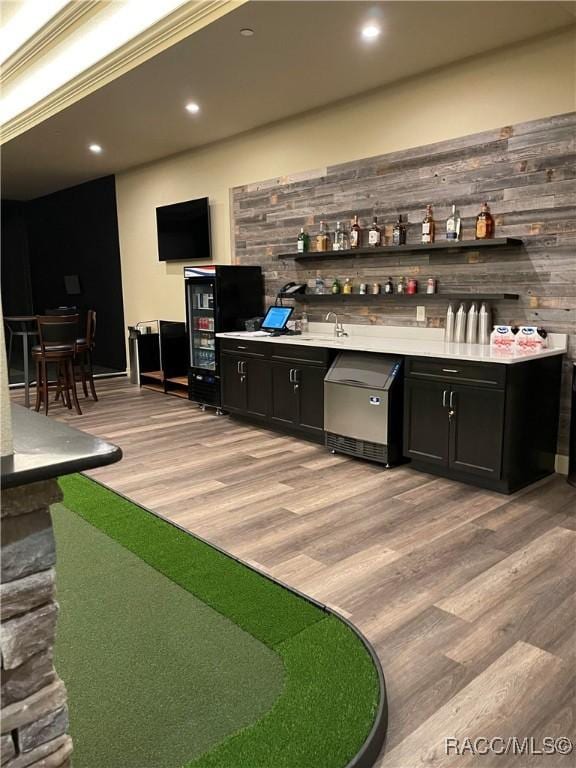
top-left (442, 390), bottom-right (448, 408)
top-left (237, 345), bottom-right (247, 350)
top-left (442, 368), bottom-right (459, 373)
top-left (237, 361), bottom-right (242, 374)
top-left (289, 368), bottom-right (294, 383)
top-left (293, 369), bottom-right (299, 384)
top-left (449, 391), bottom-right (455, 408)
top-left (241, 361), bottom-right (247, 375)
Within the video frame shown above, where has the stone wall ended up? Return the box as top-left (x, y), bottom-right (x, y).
top-left (1, 480), bottom-right (72, 768)
top-left (231, 111), bottom-right (575, 455)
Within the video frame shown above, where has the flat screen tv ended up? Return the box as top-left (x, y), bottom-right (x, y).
top-left (156, 197), bottom-right (211, 261)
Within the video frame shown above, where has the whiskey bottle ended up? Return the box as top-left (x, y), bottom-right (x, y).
top-left (316, 220), bottom-right (330, 252)
top-left (422, 206), bottom-right (435, 244)
top-left (475, 202), bottom-right (494, 240)
top-left (350, 215), bottom-right (362, 248)
top-left (392, 215), bottom-right (407, 245)
top-left (384, 277), bottom-right (394, 295)
top-left (297, 227), bottom-right (310, 253)
top-left (368, 216), bottom-right (382, 247)
top-left (331, 278), bottom-right (341, 294)
top-left (343, 278), bottom-right (353, 294)
top-left (446, 204), bottom-right (461, 240)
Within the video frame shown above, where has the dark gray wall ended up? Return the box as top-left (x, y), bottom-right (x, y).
top-left (232, 111), bottom-right (575, 455)
top-left (2, 176), bottom-right (126, 372)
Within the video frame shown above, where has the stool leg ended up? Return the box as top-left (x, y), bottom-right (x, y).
top-left (67, 359), bottom-right (82, 415)
top-left (79, 356), bottom-right (88, 398)
top-left (34, 360), bottom-right (42, 412)
top-left (41, 360), bottom-right (49, 416)
top-left (61, 362), bottom-right (72, 409)
top-left (55, 370), bottom-right (62, 402)
top-left (87, 351), bottom-right (98, 401)
top-left (22, 333), bottom-right (30, 408)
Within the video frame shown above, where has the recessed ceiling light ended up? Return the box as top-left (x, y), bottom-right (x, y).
top-left (88, 143), bottom-right (102, 154)
top-left (240, 28), bottom-right (254, 37)
top-left (185, 102), bottom-right (200, 114)
top-left (361, 23), bottom-right (381, 41)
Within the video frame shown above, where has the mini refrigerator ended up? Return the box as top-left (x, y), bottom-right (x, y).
top-left (184, 265), bottom-right (263, 409)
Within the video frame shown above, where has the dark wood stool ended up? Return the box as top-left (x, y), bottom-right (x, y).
top-left (33, 315), bottom-right (82, 416)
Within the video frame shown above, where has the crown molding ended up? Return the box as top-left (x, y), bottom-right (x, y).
top-left (1, 0), bottom-right (246, 145)
top-left (1, 1), bottom-right (105, 86)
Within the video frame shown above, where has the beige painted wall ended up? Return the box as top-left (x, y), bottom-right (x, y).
top-left (116, 27), bottom-right (576, 328)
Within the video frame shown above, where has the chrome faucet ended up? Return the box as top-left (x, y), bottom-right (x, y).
top-left (325, 312), bottom-right (348, 338)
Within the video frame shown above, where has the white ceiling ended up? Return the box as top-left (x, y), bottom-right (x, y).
top-left (2, 1), bottom-right (575, 200)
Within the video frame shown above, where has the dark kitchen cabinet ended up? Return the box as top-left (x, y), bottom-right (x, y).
top-left (449, 384), bottom-right (504, 478)
top-left (404, 379), bottom-right (450, 466)
top-left (270, 361), bottom-right (326, 435)
top-left (220, 339), bottom-right (332, 442)
top-left (221, 352), bottom-right (270, 418)
top-left (404, 354), bottom-right (563, 493)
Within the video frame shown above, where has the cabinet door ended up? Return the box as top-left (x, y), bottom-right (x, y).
top-left (220, 354), bottom-right (245, 412)
top-left (295, 365), bottom-right (326, 434)
top-left (404, 379), bottom-right (450, 465)
top-left (449, 384), bottom-right (504, 478)
top-left (245, 357), bottom-right (271, 418)
top-left (270, 362), bottom-right (298, 426)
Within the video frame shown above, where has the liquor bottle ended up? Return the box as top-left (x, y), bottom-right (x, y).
top-left (446, 204), bottom-right (461, 240)
top-left (368, 216), bottom-right (381, 247)
top-left (422, 206), bottom-right (435, 244)
top-left (297, 227), bottom-right (310, 253)
top-left (384, 277), bottom-right (394, 295)
top-left (392, 215), bottom-right (406, 245)
top-left (314, 272), bottom-right (325, 294)
top-left (350, 215), bottom-right (362, 248)
top-left (333, 221), bottom-right (349, 251)
top-left (331, 278), bottom-right (341, 294)
top-left (316, 221), bottom-right (330, 252)
top-left (396, 276), bottom-right (405, 294)
top-left (475, 202), bottom-right (494, 239)
top-left (343, 278), bottom-right (353, 294)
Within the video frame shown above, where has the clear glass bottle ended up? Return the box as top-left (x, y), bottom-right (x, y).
top-left (421, 205), bottom-right (435, 244)
top-left (301, 311), bottom-right (309, 333)
top-left (446, 204), bottom-right (461, 241)
top-left (333, 221), bottom-right (349, 251)
top-left (297, 227), bottom-right (310, 253)
top-left (396, 276), bottom-right (405, 294)
top-left (368, 216), bottom-right (381, 247)
top-left (314, 272), bottom-right (325, 294)
top-left (316, 220), bottom-right (330, 252)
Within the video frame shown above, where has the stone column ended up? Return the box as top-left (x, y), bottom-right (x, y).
top-left (1, 480), bottom-right (72, 768)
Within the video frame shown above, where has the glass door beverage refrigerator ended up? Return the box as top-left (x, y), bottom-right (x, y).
top-left (184, 265), bottom-right (263, 411)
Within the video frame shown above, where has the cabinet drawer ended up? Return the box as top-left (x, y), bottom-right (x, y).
top-left (220, 339), bottom-right (267, 357)
top-left (406, 357), bottom-right (506, 388)
top-left (270, 343), bottom-right (331, 366)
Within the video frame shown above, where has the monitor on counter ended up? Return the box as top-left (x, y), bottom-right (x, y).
top-left (261, 306), bottom-right (293, 331)
top-left (156, 197), bottom-right (211, 262)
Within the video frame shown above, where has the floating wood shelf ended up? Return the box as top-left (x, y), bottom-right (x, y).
top-left (294, 292), bottom-right (519, 302)
top-left (278, 238), bottom-right (523, 261)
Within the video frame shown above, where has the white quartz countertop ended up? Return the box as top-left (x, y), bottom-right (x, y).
top-left (217, 327), bottom-right (567, 365)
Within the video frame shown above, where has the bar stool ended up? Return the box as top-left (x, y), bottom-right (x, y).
top-left (32, 315), bottom-right (82, 416)
top-left (75, 310), bottom-right (98, 401)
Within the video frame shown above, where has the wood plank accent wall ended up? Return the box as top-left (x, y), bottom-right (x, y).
top-left (231, 111), bottom-right (576, 455)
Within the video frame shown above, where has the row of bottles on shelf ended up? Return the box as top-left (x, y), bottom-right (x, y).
top-left (314, 275), bottom-right (438, 295)
top-left (195, 348), bottom-right (216, 367)
top-left (445, 302), bottom-right (491, 345)
top-left (297, 203), bottom-right (495, 253)
top-left (193, 317), bottom-right (215, 331)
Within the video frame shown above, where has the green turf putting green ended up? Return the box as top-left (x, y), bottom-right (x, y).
top-left (57, 474), bottom-right (382, 768)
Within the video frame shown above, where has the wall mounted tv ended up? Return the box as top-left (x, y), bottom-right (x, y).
top-left (156, 197), bottom-right (211, 261)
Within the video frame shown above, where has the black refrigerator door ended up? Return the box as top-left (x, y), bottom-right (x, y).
top-left (186, 279), bottom-right (217, 371)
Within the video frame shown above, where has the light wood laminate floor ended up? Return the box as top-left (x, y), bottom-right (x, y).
top-left (17, 379), bottom-right (576, 767)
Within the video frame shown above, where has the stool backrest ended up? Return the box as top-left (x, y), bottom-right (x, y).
top-left (36, 315), bottom-right (80, 349)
